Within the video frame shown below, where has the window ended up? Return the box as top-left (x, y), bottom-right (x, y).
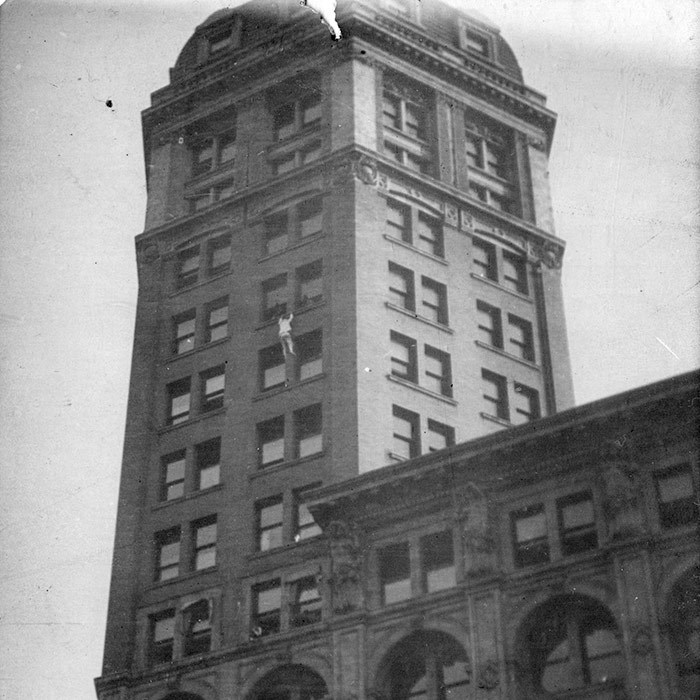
top-left (154, 527), bottom-right (180, 582)
top-left (502, 251), bottom-right (528, 295)
top-left (265, 210), bottom-right (289, 255)
top-left (513, 383), bottom-right (540, 424)
top-left (481, 369), bottom-right (508, 420)
top-left (206, 297), bottom-right (228, 343)
top-left (273, 92), bottom-right (322, 140)
top-left (295, 487), bottom-right (322, 541)
top-left (272, 141), bottom-right (322, 175)
top-left (655, 463), bottom-right (698, 529)
top-left (390, 331), bottom-right (417, 382)
top-left (256, 496), bottom-right (284, 552)
top-left (379, 631), bottom-right (471, 700)
top-left (182, 599), bottom-right (212, 657)
top-left (507, 314), bottom-right (535, 361)
top-left (192, 516), bottom-right (217, 571)
top-left (173, 310), bottom-right (196, 355)
top-left (557, 492), bottom-right (597, 556)
top-left (258, 415), bottom-right (285, 467)
top-left (176, 246), bottom-right (200, 289)
top-left (421, 530), bottom-right (456, 593)
top-left (463, 29), bottom-right (490, 57)
top-left (167, 378), bottom-right (191, 425)
top-left (386, 199), bottom-right (411, 243)
top-left (392, 405), bottom-right (420, 460)
top-left (259, 343), bottom-right (286, 391)
top-left (423, 345), bottom-right (452, 397)
top-left (421, 277), bottom-right (448, 325)
top-left (472, 237), bottom-right (497, 281)
top-left (149, 609), bottom-right (175, 665)
top-left (294, 404), bottom-right (323, 458)
top-left (296, 260), bottom-right (323, 308)
top-left (425, 419), bottom-right (454, 453)
top-left (195, 438), bottom-right (220, 491)
top-left (262, 274), bottom-right (288, 321)
top-left (382, 77), bottom-right (432, 174)
top-left (379, 541), bottom-right (412, 605)
top-left (525, 595), bottom-right (623, 694)
top-left (252, 580), bottom-right (281, 636)
top-left (189, 179), bottom-right (235, 213)
top-left (200, 366), bottom-right (225, 412)
top-left (388, 261), bottom-right (415, 311)
top-left (190, 125), bottom-right (237, 178)
top-left (208, 26), bottom-right (238, 55)
top-left (511, 504), bottom-right (549, 567)
top-left (290, 576), bottom-right (322, 627)
top-left (299, 197), bottom-right (323, 238)
top-left (476, 300), bottom-right (503, 348)
top-left (296, 329), bottom-right (323, 381)
top-left (668, 566), bottom-right (700, 692)
top-left (207, 235), bottom-right (231, 275)
top-left (416, 213), bottom-right (444, 257)
top-left (161, 451), bottom-right (186, 501)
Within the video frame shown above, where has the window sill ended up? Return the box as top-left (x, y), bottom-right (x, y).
top-left (385, 302), bottom-right (453, 334)
top-left (164, 336), bottom-right (230, 364)
top-left (159, 406), bottom-right (227, 435)
top-left (250, 450), bottom-right (326, 480)
top-left (248, 534), bottom-right (324, 561)
top-left (383, 234), bottom-right (447, 265)
top-left (383, 125), bottom-right (430, 148)
top-left (470, 272), bottom-right (532, 302)
top-left (169, 269), bottom-right (232, 299)
top-left (479, 412), bottom-right (512, 428)
top-left (268, 124), bottom-right (323, 152)
top-left (148, 565), bottom-right (219, 591)
top-left (184, 160), bottom-right (237, 190)
top-left (256, 300), bottom-right (326, 331)
top-left (258, 233), bottom-right (326, 264)
top-left (152, 483), bottom-right (224, 511)
top-left (387, 373), bottom-right (457, 406)
top-left (254, 373), bottom-right (325, 402)
top-left (474, 341), bottom-right (540, 371)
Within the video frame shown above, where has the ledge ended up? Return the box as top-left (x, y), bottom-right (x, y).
top-left (158, 406), bottom-right (227, 435)
top-left (152, 483), bottom-right (224, 511)
top-left (249, 450), bottom-right (326, 481)
top-left (474, 340), bottom-right (540, 371)
top-left (255, 300), bottom-right (326, 331)
top-left (253, 373), bottom-right (325, 402)
top-left (148, 565), bottom-right (219, 592)
top-left (383, 234), bottom-right (448, 265)
top-left (169, 269), bottom-right (233, 299)
top-left (163, 336), bottom-right (230, 365)
top-left (387, 373), bottom-right (458, 406)
top-left (257, 232), bottom-right (326, 264)
top-left (385, 302), bottom-right (453, 334)
top-left (479, 411), bottom-right (512, 429)
top-left (470, 272), bottom-right (532, 303)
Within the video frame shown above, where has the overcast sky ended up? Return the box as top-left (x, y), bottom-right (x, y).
top-left (0, 0), bottom-right (698, 698)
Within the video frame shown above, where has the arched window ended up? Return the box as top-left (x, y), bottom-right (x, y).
top-left (248, 664), bottom-right (328, 700)
top-left (521, 594), bottom-right (624, 697)
top-left (668, 565), bottom-right (700, 698)
top-left (377, 630), bottom-right (471, 700)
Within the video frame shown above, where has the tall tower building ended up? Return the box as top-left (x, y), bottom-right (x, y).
top-left (95, 0), bottom-right (621, 698)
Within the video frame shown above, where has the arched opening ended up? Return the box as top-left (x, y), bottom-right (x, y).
top-left (248, 664), bottom-right (328, 700)
top-left (376, 630), bottom-right (471, 699)
top-left (668, 565), bottom-right (700, 698)
top-left (518, 594), bottom-right (624, 698)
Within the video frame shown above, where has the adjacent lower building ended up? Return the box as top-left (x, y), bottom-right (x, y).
top-left (95, 1), bottom-right (699, 699)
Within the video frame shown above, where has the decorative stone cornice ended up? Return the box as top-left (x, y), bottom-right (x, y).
top-left (527, 239), bottom-right (563, 270)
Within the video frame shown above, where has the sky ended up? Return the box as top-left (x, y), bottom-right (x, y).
top-left (0, 0), bottom-right (698, 698)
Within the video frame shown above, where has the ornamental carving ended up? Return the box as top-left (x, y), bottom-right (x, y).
top-left (599, 461), bottom-right (645, 540)
top-left (527, 135), bottom-right (546, 151)
top-left (459, 209), bottom-right (473, 232)
top-left (138, 243), bottom-right (160, 265)
top-left (331, 155), bottom-right (378, 187)
top-left (527, 239), bottom-right (563, 270)
top-left (476, 659), bottom-right (500, 690)
top-left (630, 623), bottom-right (654, 656)
top-left (444, 204), bottom-right (458, 228)
top-left (456, 483), bottom-right (498, 576)
top-left (327, 520), bottom-right (364, 614)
